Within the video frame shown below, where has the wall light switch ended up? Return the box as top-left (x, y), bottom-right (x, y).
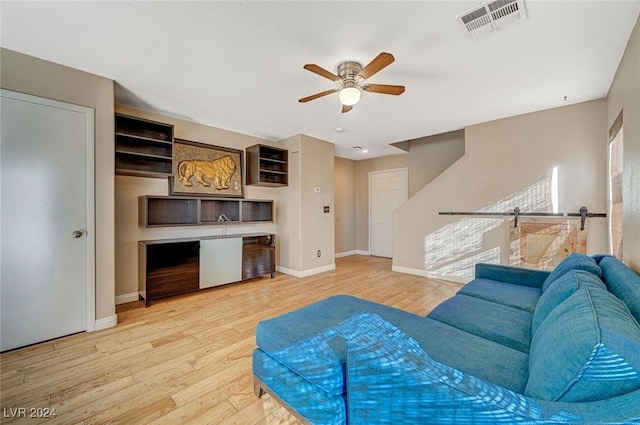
top-left (314, 187), bottom-right (322, 193)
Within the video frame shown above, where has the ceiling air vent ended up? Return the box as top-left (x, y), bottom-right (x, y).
top-left (456, 0), bottom-right (527, 40)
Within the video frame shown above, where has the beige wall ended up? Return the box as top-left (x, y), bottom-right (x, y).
top-left (275, 134), bottom-right (335, 274)
top-left (407, 130), bottom-right (465, 197)
top-left (114, 106), bottom-right (278, 298)
top-left (300, 135), bottom-right (335, 270)
top-left (334, 157), bottom-right (357, 255)
top-left (276, 135), bottom-right (302, 271)
top-left (1, 48), bottom-right (116, 321)
top-left (393, 100), bottom-right (609, 281)
top-left (353, 131), bottom-right (465, 253)
top-left (606, 14), bottom-right (640, 272)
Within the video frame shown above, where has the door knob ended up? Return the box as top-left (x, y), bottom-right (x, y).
top-left (72, 230), bottom-right (84, 238)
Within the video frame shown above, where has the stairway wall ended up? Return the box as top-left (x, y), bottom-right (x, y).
top-left (392, 100), bottom-right (609, 282)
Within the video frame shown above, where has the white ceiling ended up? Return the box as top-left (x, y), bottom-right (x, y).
top-left (2, 1), bottom-right (638, 160)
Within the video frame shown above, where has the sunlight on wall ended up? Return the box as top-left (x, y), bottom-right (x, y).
top-left (433, 247), bottom-right (501, 278)
top-left (424, 174), bottom-right (553, 279)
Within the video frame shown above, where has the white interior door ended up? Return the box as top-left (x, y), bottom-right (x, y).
top-left (369, 168), bottom-right (408, 258)
top-left (1, 89), bottom-right (95, 351)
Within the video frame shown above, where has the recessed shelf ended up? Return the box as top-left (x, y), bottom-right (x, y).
top-left (247, 144), bottom-right (288, 187)
top-left (139, 196), bottom-right (274, 227)
top-left (115, 114), bottom-right (174, 178)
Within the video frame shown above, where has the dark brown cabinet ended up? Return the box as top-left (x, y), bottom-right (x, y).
top-left (115, 114), bottom-right (174, 178)
top-left (246, 144), bottom-right (288, 186)
top-left (139, 241), bottom-right (200, 306)
top-left (243, 235), bottom-right (275, 280)
top-left (139, 196), bottom-right (273, 227)
top-left (139, 233), bottom-right (275, 307)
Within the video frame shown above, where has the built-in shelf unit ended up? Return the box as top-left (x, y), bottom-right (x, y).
top-left (139, 195), bottom-right (273, 227)
top-left (115, 114), bottom-right (174, 178)
top-left (246, 144), bottom-right (288, 186)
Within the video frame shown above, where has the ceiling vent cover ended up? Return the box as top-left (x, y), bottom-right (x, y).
top-left (456, 0), bottom-right (527, 40)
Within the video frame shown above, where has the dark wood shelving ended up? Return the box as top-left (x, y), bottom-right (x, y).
top-left (115, 114), bottom-right (174, 178)
top-left (139, 197), bottom-right (199, 227)
top-left (201, 199), bottom-right (241, 223)
top-left (246, 144), bottom-right (288, 187)
top-left (139, 195), bottom-right (274, 227)
top-left (242, 200), bottom-right (274, 222)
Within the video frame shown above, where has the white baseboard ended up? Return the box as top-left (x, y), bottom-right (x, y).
top-left (115, 292), bottom-right (139, 305)
top-left (277, 263), bottom-right (336, 278)
top-left (94, 315), bottom-right (117, 331)
top-left (391, 265), bottom-right (471, 284)
top-left (336, 250), bottom-right (371, 258)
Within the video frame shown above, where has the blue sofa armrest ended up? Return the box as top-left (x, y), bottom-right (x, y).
top-left (475, 263), bottom-right (550, 288)
top-left (346, 316), bottom-right (640, 425)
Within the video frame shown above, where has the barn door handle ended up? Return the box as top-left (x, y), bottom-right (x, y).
top-left (72, 230), bottom-right (84, 238)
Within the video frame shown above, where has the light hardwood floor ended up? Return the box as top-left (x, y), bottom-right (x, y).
top-left (0, 255), bottom-right (462, 425)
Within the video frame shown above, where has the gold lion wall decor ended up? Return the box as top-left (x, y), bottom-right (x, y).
top-left (170, 138), bottom-right (243, 197)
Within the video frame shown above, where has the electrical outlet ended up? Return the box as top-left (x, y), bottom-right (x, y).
top-left (317, 250), bottom-right (321, 257)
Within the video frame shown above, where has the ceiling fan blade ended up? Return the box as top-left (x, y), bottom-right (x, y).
top-left (298, 89), bottom-right (338, 103)
top-left (356, 52), bottom-right (395, 80)
top-left (362, 84), bottom-right (405, 96)
top-left (303, 64), bottom-right (342, 82)
top-left (342, 104), bottom-right (353, 114)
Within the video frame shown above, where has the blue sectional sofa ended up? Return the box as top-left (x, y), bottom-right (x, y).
top-left (253, 254), bottom-right (640, 424)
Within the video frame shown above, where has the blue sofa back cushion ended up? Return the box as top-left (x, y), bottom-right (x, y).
top-left (599, 255), bottom-right (640, 323)
top-left (541, 253), bottom-right (602, 292)
top-left (532, 270), bottom-right (606, 334)
top-left (526, 284), bottom-right (640, 402)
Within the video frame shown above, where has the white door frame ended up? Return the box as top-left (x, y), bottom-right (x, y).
top-left (1, 89), bottom-right (96, 333)
top-left (368, 168), bottom-right (408, 258)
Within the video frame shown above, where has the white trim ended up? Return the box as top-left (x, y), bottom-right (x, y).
top-left (335, 250), bottom-right (370, 258)
top-left (392, 265), bottom-right (471, 284)
top-left (368, 168), bottom-right (408, 258)
top-left (94, 315), bottom-right (117, 331)
top-left (84, 105), bottom-right (96, 332)
top-left (277, 263), bottom-right (336, 278)
top-left (115, 292), bottom-right (139, 305)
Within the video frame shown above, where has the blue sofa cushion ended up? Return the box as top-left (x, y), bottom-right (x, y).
top-left (541, 253), bottom-right (602, 292)
top-left (457, 278), bottom-right (540, 313)
top-left (475, 263), bottom-right (550, 288)
top-left (526, 284), bottom-right (640, 402)
top-left (417, 317), bottom-right (529, 392)
top-left (599, 255), bottom-right (640, 323)
top-left (532, 270), bottom-right (606, 334)
top-left (427, 294), bottom-right (533, 353)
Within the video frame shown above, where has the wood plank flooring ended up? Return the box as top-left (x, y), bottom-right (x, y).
top-left (0, 255), bottom-right (462, 425)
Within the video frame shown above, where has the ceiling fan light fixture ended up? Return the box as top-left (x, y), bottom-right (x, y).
top-left (339, 86), bottom-right (361, 106)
